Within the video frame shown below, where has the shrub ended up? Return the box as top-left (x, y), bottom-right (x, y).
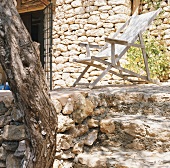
top-left (125, 32), bottom-right (170, 82)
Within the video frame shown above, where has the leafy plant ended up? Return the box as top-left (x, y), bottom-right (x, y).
top-left (125, 32), bottom-right (170, 81)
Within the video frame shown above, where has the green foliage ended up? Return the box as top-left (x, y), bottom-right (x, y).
top-left (125, 32), bottom-right (170, 81)
top-left (141, 0), bottom-right (161, 9)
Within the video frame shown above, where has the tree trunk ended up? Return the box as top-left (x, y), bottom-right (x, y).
top-left (0, 1), bottom-right (57, 168)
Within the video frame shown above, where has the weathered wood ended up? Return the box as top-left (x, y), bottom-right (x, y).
top-left (72, 65), bottom-right (90, 87)
top-left (139, 33), bottom-right (150, 80)
top-left (89, 65), bottom-right (112, 89)
top-left (0, 1), bottom-right (57, 168)
top-left (132, 0), bottom-right (141, 14)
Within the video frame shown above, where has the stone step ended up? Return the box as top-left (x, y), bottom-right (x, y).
top-left (74, 149), bottom-right (170, 168)
top-left (97, 114), bottom-right (170, 152)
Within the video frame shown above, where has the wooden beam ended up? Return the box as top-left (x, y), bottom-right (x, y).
top-left (132, 0), bottom-right (140, 15)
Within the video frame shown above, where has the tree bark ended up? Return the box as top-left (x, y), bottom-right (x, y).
top-left (0, 1), bottom-right (57, 168)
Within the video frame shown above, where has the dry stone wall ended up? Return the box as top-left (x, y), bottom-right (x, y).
top-left (52, 0), bottom-right (131, 88)
top-left (1, 83), bottom-right (170, 168)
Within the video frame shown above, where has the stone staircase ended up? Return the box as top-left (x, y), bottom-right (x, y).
top-left (52, 83), bottom-right (170, 168)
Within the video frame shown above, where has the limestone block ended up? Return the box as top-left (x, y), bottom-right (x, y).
top-left (98, 5), bottom-right (112, 11)
top-left (77, 153), bottom-right (107, 168)
top-left (0, 147), bottom-right (6, 161)
top-left (76, 13), bottom-right (90, 19)
top-left (122, 122), bottom-right (146, 137)
top-left (87, 15), bottom-right (100, 24)
top-left (52, 99), bottom-right (62, 114)
top-left (3, 125), bottom-right (26, 141)
top-left (53, 38), bottom-right (61, 45)
top-left (100, 13), bottom-right (109, 20)
top-left (61, 151), bottom-right (75, 160)
top-left (56, 44), bottom-right (67, 52)
top-left (56, 134), bottom-right (73, 151)
top-left (71, 93), bottom-right (94, 123)
top-left (157, 24), bottom-right (170, 30)
top-left (54, 57), bottom-right (68, 64)
top-left (61, 24), bottom-right (69, 32)
top-left (0, 161), bottom-right (5, 168)
top-left (88, 37), bottom-right (95, 43)
top-left (70, 24), bottom-right (80, 31)
top-left (56, 0), bottom-right (64, 6)
top-left (71, 0), bottom-right (82, 7)
top-left (108, 0), bottom-right (130, 6)
top-left (62, 4), bottom-right (72, 11)
top-left (164, 29), bottom-right (170, 35)
top-left (83, 0), bottom-right (94, 7)
top-left (65, 78), bottom-right (75, 87)
top-left (72, 142), bottom-right (84, 154)
top-left (94, 0), bottom-right (107, 6)
top-left (65, 0), bottom-right (72, 3)
top-left (75, 7), bottom-right (85, 14)
top-left (103, 23), bottom-right (114, 28)
top-left (6, 154), bottom-right (22, 168)
top-left (75, 29), bottom-right (86, 36)
top-left (62, 73), bottom-right (70, 80)
top-left (84, 130), bottom-right (98, 146)
top-left (63, 98), bottom-right (74, 114)
top-left (75, 19), bottom-right (87, 24)
top-left (57, 114), bottom-right (75, 132)
top-left (160, 11), bottom-right (170, 19)
top-left (2, 141), bottom-right (18, 151)
top-left (165, 39), bottom-right (170, 45)
top-left (69, 124), bottom-right (88, 137)
top-left (84, 24), bottom-right (97, 30)
top-left (11, 107), bottom-right (23, 122)
top-left (85, 6), bottom-right (98, 13)
top-left (87, 118), bottom-right (99, 128)
top-left (66, 17), bottom-right (75, 24)
top-left (68, 44), bottom-right (79, 51)
top-left (164, 35), bottom-right (170, 39)
top-left (63, 66), bottom-right (79, 73)
top-left (113, 5), bottom-right (131, 15)
top-left (53, 63), bottom-right (65, 71)
top-left (14, 140), bottom-right (26, 158)
top-left (65, 35), bottom-right (77, 41)
top-left (108, 14), bottom-right (129, 23)
top-left (100, 119), bottom-right (115, 134)
top-left (163, 6), bottom-right (170, 12)
top-left (54, 80), bottom-right (66, 87)
top-left (86, 28), bottom-right (105, 37)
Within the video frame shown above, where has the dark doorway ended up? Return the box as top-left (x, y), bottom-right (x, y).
top-left (20, 3), bottom-right (53, 90)
top-left (20, 10), bottom-right (45, 68)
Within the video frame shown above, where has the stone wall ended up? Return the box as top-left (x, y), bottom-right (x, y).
top-left (52, 0), bottom-right (131, 88)
top-left (0, 91), bottom-right (26, 168)
top-left (1, 84), bottom-right (170, 168)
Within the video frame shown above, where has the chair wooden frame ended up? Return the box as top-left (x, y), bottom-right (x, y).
top-left (73, 9), bottom-right (162, 88)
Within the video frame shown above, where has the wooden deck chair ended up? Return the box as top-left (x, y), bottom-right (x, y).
top-left (73, 8), bottom-right (162, 88)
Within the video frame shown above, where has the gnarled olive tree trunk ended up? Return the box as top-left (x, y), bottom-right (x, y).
top-left (0, 0), bottom-right (57, 167)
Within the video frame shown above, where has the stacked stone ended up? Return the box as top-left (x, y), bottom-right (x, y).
top-left (0, 92), bottom-right (26, 168)
top-left (52, 0), bottom-right (131, 88)
top-left (51, 83), bottom-right (170, 168)
top-left (141, 1), bottom-right (170, 50)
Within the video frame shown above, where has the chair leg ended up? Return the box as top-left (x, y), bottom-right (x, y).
top-left (72, 65), bottom-right (90, 87)
top-left (89, 65), bottom-right (112, 89)
top-left (139, 33), bottom-right (150, 80)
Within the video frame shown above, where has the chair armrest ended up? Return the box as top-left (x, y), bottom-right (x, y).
top-left (105, 38), bottom-right (128, 45)
top-left (105, 37), bottom-right (144, 48)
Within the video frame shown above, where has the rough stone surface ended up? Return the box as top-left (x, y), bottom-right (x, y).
top-left (1, 83), bottom-right (170, 168)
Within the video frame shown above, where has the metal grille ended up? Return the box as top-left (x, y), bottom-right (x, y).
top-left (43, 2), bottom-right (53, 90)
